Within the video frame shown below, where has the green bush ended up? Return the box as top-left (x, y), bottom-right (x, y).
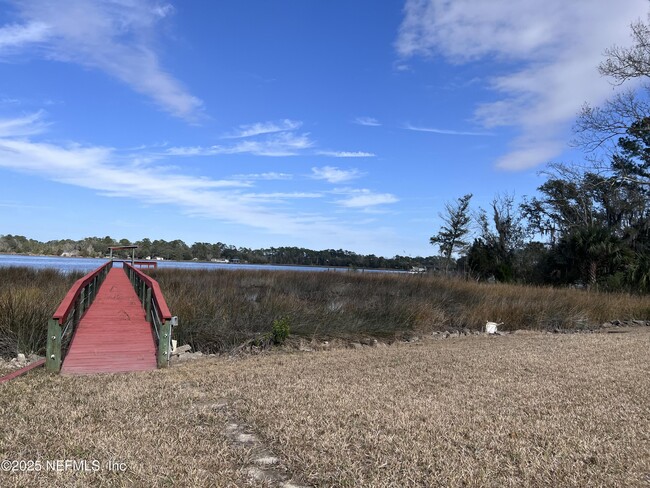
top-left (271, 317), bottom-right (290, 344)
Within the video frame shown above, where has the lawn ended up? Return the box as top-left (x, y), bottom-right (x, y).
top-left (1, 328), bottom-right (648, 487)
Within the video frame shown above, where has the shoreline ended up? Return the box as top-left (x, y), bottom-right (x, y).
top-left (0, 253), bottom-right (406, 273)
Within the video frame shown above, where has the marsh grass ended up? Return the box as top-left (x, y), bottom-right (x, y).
top-left (0, 267), bottom-right (81, 358)
top-left (1, 265), bottom-right (648, 359)
top-left (150, 268), bottom-right (650, 352)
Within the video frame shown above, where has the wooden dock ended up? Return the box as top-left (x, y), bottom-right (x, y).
top-left (61, 268), bottom-right (157, 374)
top-left (46, 261), bottom-right (173, 375)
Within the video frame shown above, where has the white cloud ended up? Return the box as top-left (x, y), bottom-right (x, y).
top-left (317, 151), bottom-right (375, 158)
top-left (0, 98), bottom-right (21, 105)
top-left (0, 201), bottom-right (45, 209)
top-left (0, 113), bottom-right (401, 253)
top-left (226, 132), bottom-right (313, 156)
top-left (0, 21), bottom-right (49, 50)
top-left (495, 139), bottom-right (564, 170)
top-left (0, 110), bottom-right (48, 137)
top-left (231, 172), bottom-right (293, 181)
top-left (403, 123), bottom-right (492, 136)
top-left (354, 116), bottom-right (381, 127)
top-left (168, 131), bottom-right (314, 157)
top-left (0, 135), bottom-right (313, 235)
top-left (165, 146), bottom-right (208, 157)
top-left (396, 0), bottom-right (649, 169)
top-left (311, 166), bottom-right (363, 184)
top-left (170, 124), bottom-right (370, 158)
top-left (153, 4), bottom-right (175, 18)
top-left (222, 119), bottom-right (302, 139)
top-left (239, 192), bottom-right (322, 203)
top-left (0, 0), bottom-right (202, 121)
top-left (335, 188), bottom-right (399, 208)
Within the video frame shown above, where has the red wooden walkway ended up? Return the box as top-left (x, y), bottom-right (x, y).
top-left (61, 268), bottom-right (157, 375)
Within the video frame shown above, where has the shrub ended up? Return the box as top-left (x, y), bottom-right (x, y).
top-left (271, 317), bottom-right (290, 344)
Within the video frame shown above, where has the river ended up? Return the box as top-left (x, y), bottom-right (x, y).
top-left (0, 254), bottom-right (403, 274)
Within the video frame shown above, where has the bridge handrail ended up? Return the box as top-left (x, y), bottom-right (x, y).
top-left (123, 262), bottom-right (172, 320)
top-left (53, 261), bottom-right (112, 325)
top-left (123, 262), bottom-right (174, 368)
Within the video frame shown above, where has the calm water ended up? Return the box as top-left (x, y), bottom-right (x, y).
top-left (0, 254), bottom-right (403, 274)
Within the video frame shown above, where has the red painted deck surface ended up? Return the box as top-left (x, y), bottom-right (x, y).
top-left (61, 268), bottom-right (157, 375)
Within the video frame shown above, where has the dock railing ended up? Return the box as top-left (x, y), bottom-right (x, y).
top-left (46, 261), bottom-right (113, 372)
top-left (123, 262), bottom-right (174, 368)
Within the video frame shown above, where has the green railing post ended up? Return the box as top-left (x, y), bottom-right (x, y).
top-left (46, 319), bottom-right (61, 373)
top-left (145, 287), bottom-right (152, 323)
top-left (157, 319), bottom-right (172, 368)
top-left (73, 295), bottom-right (81, 325)
top-left (79, 288), bottom-right (86, 316)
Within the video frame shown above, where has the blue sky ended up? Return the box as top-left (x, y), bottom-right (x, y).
top-left (0, 0), bottom-right (648, 257)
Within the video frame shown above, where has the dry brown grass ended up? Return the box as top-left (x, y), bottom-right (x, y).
top-left (0, 369), bottom-right (254, 487)
top-left (1, 329), bottom-right (649, 487)
top-left (2, 265), bottom-right (649, 359)
top-left (151, 268), bottom-right (650, 352)
top-left (0, 267), bottom-right (81, 358)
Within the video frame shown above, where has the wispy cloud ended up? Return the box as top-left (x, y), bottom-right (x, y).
top-left (311, 166), bottom-right (364, 184)
top-left (316, 151), bottom-right (376, 158)
top-left (0, 21), bottom-right (49, 50)
top-left (168, 131), bottom-right (314, 157)
top-left (0, 110), bottom-right (48, 137)
top-left (0, 200), bottom-right (45, 209)
top-left (354, 116), bottom-right (381, 127)
top-left (0, 0), bottom-right (203, 121)
top-left (239, 192), bottom-right (322, 203)
top-left (396, 0), bottom-right (649, 169)
top-left (335, 188), bottom-right (399, 208)
top-left (165, 146), bottom-right (209, 157)
top-left (231, 172), bottom-right (293, 181)
top-left (222, 119), bottom-right (302, 139)
top-left (169, 119), bottom-right (369, 159)
top-left (0, 113), bottom-right (400, 252)
top-left (0, 97), bottom-right (21, 105)
top-left (226, 132), bottom-right (313, 156)
top-left (0, 135), bottom-right (310, 235)
top-left (403, 123), bottom-right (492, 136)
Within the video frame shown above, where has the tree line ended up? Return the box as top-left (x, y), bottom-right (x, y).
top-left (0, 234), bottom-right (444, 271)
top-left (430, 17), bottom-right (650, 292)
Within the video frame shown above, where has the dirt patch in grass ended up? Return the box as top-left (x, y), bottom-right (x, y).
top-left (1, 330), bottom-right (649, 487)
